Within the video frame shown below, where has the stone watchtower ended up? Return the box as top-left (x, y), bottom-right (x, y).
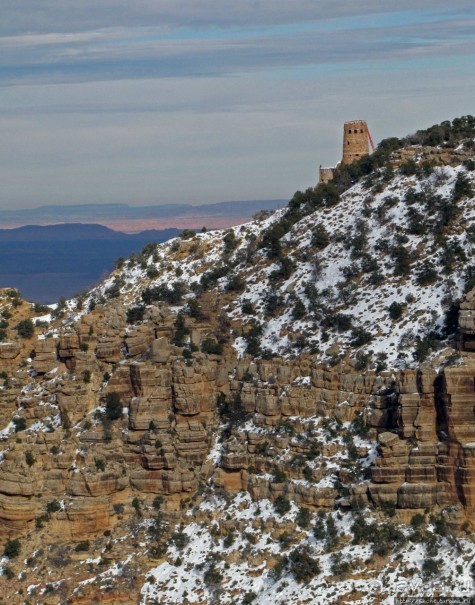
top-left (342, 120), bottom-right (370, 165)
top-left (318, 119), bottom-right (374, 184)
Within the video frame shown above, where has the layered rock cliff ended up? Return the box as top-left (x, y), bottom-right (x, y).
top-left (0, 117), bottom-right (475, 603)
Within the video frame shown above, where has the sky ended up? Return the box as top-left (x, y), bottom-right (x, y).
top-left (1, 1), bottom-right (475, 209)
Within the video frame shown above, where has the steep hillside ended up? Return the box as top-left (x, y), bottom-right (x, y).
top-left (70, 128), bottom-right (475, 370)
top-left (0, 117), bottom-right (474, 604)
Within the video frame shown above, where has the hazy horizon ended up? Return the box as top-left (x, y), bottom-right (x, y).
top-left (0, 198), bottom-right (287, 213)
top-left (0, 198), bottom-right (287, 232)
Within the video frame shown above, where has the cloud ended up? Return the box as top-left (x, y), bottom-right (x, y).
top-left (2, 16), bottom-right (475, 88)
top-left (2, 0), bottom-right (474, 35)
top-left (1, 1), bottom-right (474, 210)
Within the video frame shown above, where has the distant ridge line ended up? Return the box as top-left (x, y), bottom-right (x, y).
top-left (0, 199), bottom-right (287, 224)
top-left (0, 224), bottom-right (184, 242)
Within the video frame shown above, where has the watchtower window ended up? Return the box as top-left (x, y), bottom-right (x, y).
top-left (360, 129), bottom-right (364, 133)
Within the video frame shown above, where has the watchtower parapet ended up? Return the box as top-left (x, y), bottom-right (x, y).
top-left (342, 120), bottom-right (370, 165)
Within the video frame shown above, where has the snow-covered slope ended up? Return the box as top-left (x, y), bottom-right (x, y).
top-left (141, 492), bottom-right (475, 605)
top-left (66, 152), bottom-right (475, 370)
top-left (1, 121), bottom-right (475, 605)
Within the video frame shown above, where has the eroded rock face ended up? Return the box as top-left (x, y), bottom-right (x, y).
top-left (0, 300), bottom-right (475, 554)
top-left (437, 365), bottom-right (475, 510)
top-left (0, 342), bottom-right (21, 374)
top-left (0, 304), bottom-right (474, 605)
top-left (32, 339), bottom-right (58, 374)
top-left (0, 304), bottom-right (234, 545)
top-left (391, 145), bottom-right (474, 169)
top-left (366, 362), bottom-right (475, 515)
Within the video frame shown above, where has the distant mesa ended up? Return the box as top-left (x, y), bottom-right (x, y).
top-left (319, 120), bottom-right (375, 184)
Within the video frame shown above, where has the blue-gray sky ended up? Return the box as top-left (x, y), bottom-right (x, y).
top-left (1, 1), bottom-right (475, 209)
